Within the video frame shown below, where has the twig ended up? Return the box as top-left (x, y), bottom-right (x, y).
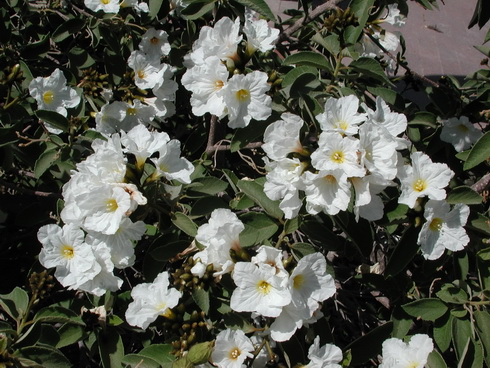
top-left (0, 178), bottom-right (61, 199)
top-left (205, 141), bottom-right (263, 155)
top-left (278, 0), bottom-right (343, 42)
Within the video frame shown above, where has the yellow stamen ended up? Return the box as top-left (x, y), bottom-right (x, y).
top-left (150, 37), bottom-right (159, 45)
top-left (137, 70), bottom-right (146, 79)
top-left (43, 91), bottom-right (54, 104)
top-left (61, 245), bottom-right (75, 259)
top-left (236, 89), bottom-right (250, 102)
top-left (293, 274), bottom-right (304, 289)
top-left (413, 179), bottom-right (427, 192)
top-left (215, 80), bottom-right (224, 90)
top-left (324, 175), bottom-right (336, 184)
top-left (101, 0), bottom-right (110, 4)
top-left (429, 217), bottom-right (443, 232)
top-left (257, 280), bottom-right (271, 295)
top-left (331, 150), bottom-right (344, 164)
top-left (106, 198), bottom-right (118, 212)
top-left (457, 124), bottom-right (469, 132)
top-left (229, 347), bottom-right (241, 360)
top-left (337, 120), bottom-right (348, 131)
top-left (127, 107), bottom-right (137, 116)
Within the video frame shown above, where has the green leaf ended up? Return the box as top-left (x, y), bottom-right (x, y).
top-left (236, 179), bottom-right (282, 219)
top-left (408, 111), bottom-right (437, 128)
top-left (385, 225), bottom-right (420, 277)
top-left (223, 312), bottom-right (255, 333)
top-left (290, 242), bottom-right (317, 258)
top-left (436, 285), bottom-right (468, 305)
top-left (232, 0), bottom-right (276, 21)
top-left (402, 298), bottom-right (448, 322)
top-left (171, 212), bottom-right (198, 237)
top-left (122, 354), bottom-right (161, 368)
top-left (139, 344), bottom-right (176, 365)
top-left (391, 306), bottom-right (413, 339)
top-left (34, 306), bottom-right (84, 326)
top-left (0, 321), bottom-right (16, 336)
top-left (0, 287), bottom-right (29, 321)
top-left (366, 86), bottom-right (404, 108)
top-left (464, 131), bottom-right (490, 170)
top-left (98, 330), bottom-right (124, 368)
top-left (52, 18), bottom-right (86, 43)
top-left (230, 119), bottom-right (267, 152)
top-left (284, 217), bottom-right (300, 234)
top-left (446, 186), bottom-right (483, 204)
top-left (149, 0), bottom-right (164, 18)
top-left (472, 215), bottom-right (490, 236)
top-left (192, 288), bottom-right (210, 315)
top-left (283, 52), bottom-right (332, 71)
top-left (188, 177), bottom-right (228, 195)
top-left (282, 66), bottom-right (317, 88)
top-left (56, 324), bottom-right (86, 348)
top-left (348, 0), bottom-right (376, 42)
top-left (346, 321), bottom-right (393, 365)
top-left (239, 212), bottom-right (279, 247)
top-left (187, 341), bottom-right (213, 364)
top-left (149, 240), bottom-right (191, 261)
top-left (475, 45), bottom-right (490, 57)
top-left (35, 110), bottom-right (70, 133)
top-left (349, 57), bottom-right (392, 85)
top-left (474, 310), bottom-right (490, 366)
top-left (427, 350), bottom-right (448, 368)
top-left (13, 346), bottom-right (71, 367)
top-left (181, 0), bottom-right (217, 20)
top-left (433, 312), bottom-right (453, 352)
top-left (190, 197), bottom-right (228, 216)
top-left (311, 33), bottom-right (341, 55)
top-left (34, 149), bottom-right (59, 179)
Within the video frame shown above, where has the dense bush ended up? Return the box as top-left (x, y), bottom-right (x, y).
top-left (0, 0), bottom-right (489, 366)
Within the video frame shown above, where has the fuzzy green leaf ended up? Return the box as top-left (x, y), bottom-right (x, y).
top-left (464, 131), bottom-right (490, 170)
top-left (402, 298), bottom-right (448, 321)
top-left (283, 52), bottom-right (332, 71)
top-left (446, 186), bottom-right (483, 204)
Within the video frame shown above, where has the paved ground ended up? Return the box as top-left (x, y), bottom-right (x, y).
top-left (267, 0), bottom-right (489, 77)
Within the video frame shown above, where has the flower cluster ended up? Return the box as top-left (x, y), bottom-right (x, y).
top-left (181, 15), bottom-right (278, 128)
top-left (263, 95), bottom-right (408, 221)
top-left (96, 27), bottom-right (177, 135)
top-left (380, 334), bottom-right (433, 368)
top-left (37, 125), bottom-right (194, 295)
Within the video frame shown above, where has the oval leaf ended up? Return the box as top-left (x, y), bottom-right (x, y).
top-left (402, 298), bottom-right (448, 322)
top-left (446, 186), bottom-right (483, 204)
top-left (283, 51), bottom-right (332, 71)
top-left (464, 131), bottom-right (490, 170)
top-left (35, 110), bottom-right (70, 133)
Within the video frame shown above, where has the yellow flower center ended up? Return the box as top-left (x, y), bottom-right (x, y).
top-left (156, 302), bottom-right (167, 312)
top-left (236, 89), bottom-right (250, 102)
top-left (137, 70), bottom-right (146, 79)
top-left (429, 217), bottom-right (443, 232)
top-left (106, 198), bottom-right (118, 212)
top-left (412, 179), bottom-right (427, 192)
top-left (229, 347), bottom-right (241, 360)
top-left (293, 274), bottom-right (304, 289)
top-left (407, 362), bottom-right (419, 368)
top-left (457, 124), bottom-right (469, 132)
top-left (101, 0), bottom-right (110, 4)
top-left (150, 37), bottom-right (159, 45)
top-left (331, 150), bottom-right (344, 164)
top-left (43, 91), bottom-right (54, 104)
top-left (215, 80), bottom-right (224, 90)
top-left (337, 120), bottom-right (349, 131)
top-left (61, 245), bottom-right (75, 259)
top-left (257, 280), bottom-right (271, 295)
top-left (127, 107), bottom-right (137, 116)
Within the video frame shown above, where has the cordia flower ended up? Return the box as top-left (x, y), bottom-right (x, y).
top-left (316, 95), bottom-right (366, 136)
top-left (380, 334), bottom-right (433, 368)
top-left (37, 224), bottom-right (100, 290)
top-left (221, 71), bottom-right (272, 128)
top-left (243, 13), bottom-right (280, 53)
top-left (304, 336), bottom-right (343, 368)
top-left (127, 51), bottom-right (165, 89)
top-left (440, 116), bottom-right (483, 152)
top-left (125, 271), bottom-right (182, 329)
top-left (29, 68), bottom-right (80, 133)
top-left (84, 0), bottom-right (120, 13)
top-left (139, 28), bottom-right (171, 60)
top-left (418, 200), bottom-right (470, 260)
top-left (262, 113), bottom-right (305, 161)
top-left (151, 140), bottom-right (195, 184)
top-left (230, 261), bottom-right (291, 317)
top-left (398, 152), bottom-right (454, 209)
top-left (211, 329), bottom-right (254, 368)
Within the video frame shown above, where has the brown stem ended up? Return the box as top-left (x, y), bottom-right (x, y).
top-left (0, 179), bottom-right (61, 199)
top-left (471, 172), bottom-right (490, 193)
top-left (205, 141), bottom-right (263, 155)
top-left (278, 0), bottom-right (343, 42)
top-left (206, 115), bottom-right (218, 151)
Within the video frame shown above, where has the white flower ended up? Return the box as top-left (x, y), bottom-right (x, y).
top-left (243, 15), bottom-right (279, 53)
top-left (29, 68), bottom-right (80, 133)
top-left (139, 28), bottom-right (171, 60)
top-left (84, 0), bottom-right (119, 13)
top-left (251, 245), bottom-right (288, 279)
top-left (264, 158), bottom-right (305, 219)
top-left (380, 334), bottom-right (433, 368)
top-left (440, 116), bottom-right (483, 152)
top-left (37, 224), bottom-right (100, 289)
top-left (211, 329), bottom-right (254, 368)
top-left (304, 169), bottom-right (352, 216)
top-left (230, 262), bottom-right (291, 317)
top-left (221, 71), bottom-right (272, 128)
top-left (311, 132), bottom-right (365, 178)
top-left (186, 17), bottom-right (242, 67)
top-left (127, 51), bottom-right (165, 89)
top-left (398, 152), bottom-right (454, 209)
top-left (95, 101), bottom-right (127, 134)
top-left (304, 336), bottom-right (343, 368)
top-left (125, 271), bottom-right (182, 329)
top-left (181, 56), bottom-right (228, 117)
top-left (151, 140), bottom-right (194, 184)
top-left (316, 95), bottom-right (366, 135)
top-left (194, 209), bottom-right (244, 275)
top-left (418, 200), bottom-right (470, 260)
top-left (262, 113), bottom-right (305, 161)
top-left (121, 124), bottom-right (170, 169)
top-left (383, 4), bottom-right (406, 27)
